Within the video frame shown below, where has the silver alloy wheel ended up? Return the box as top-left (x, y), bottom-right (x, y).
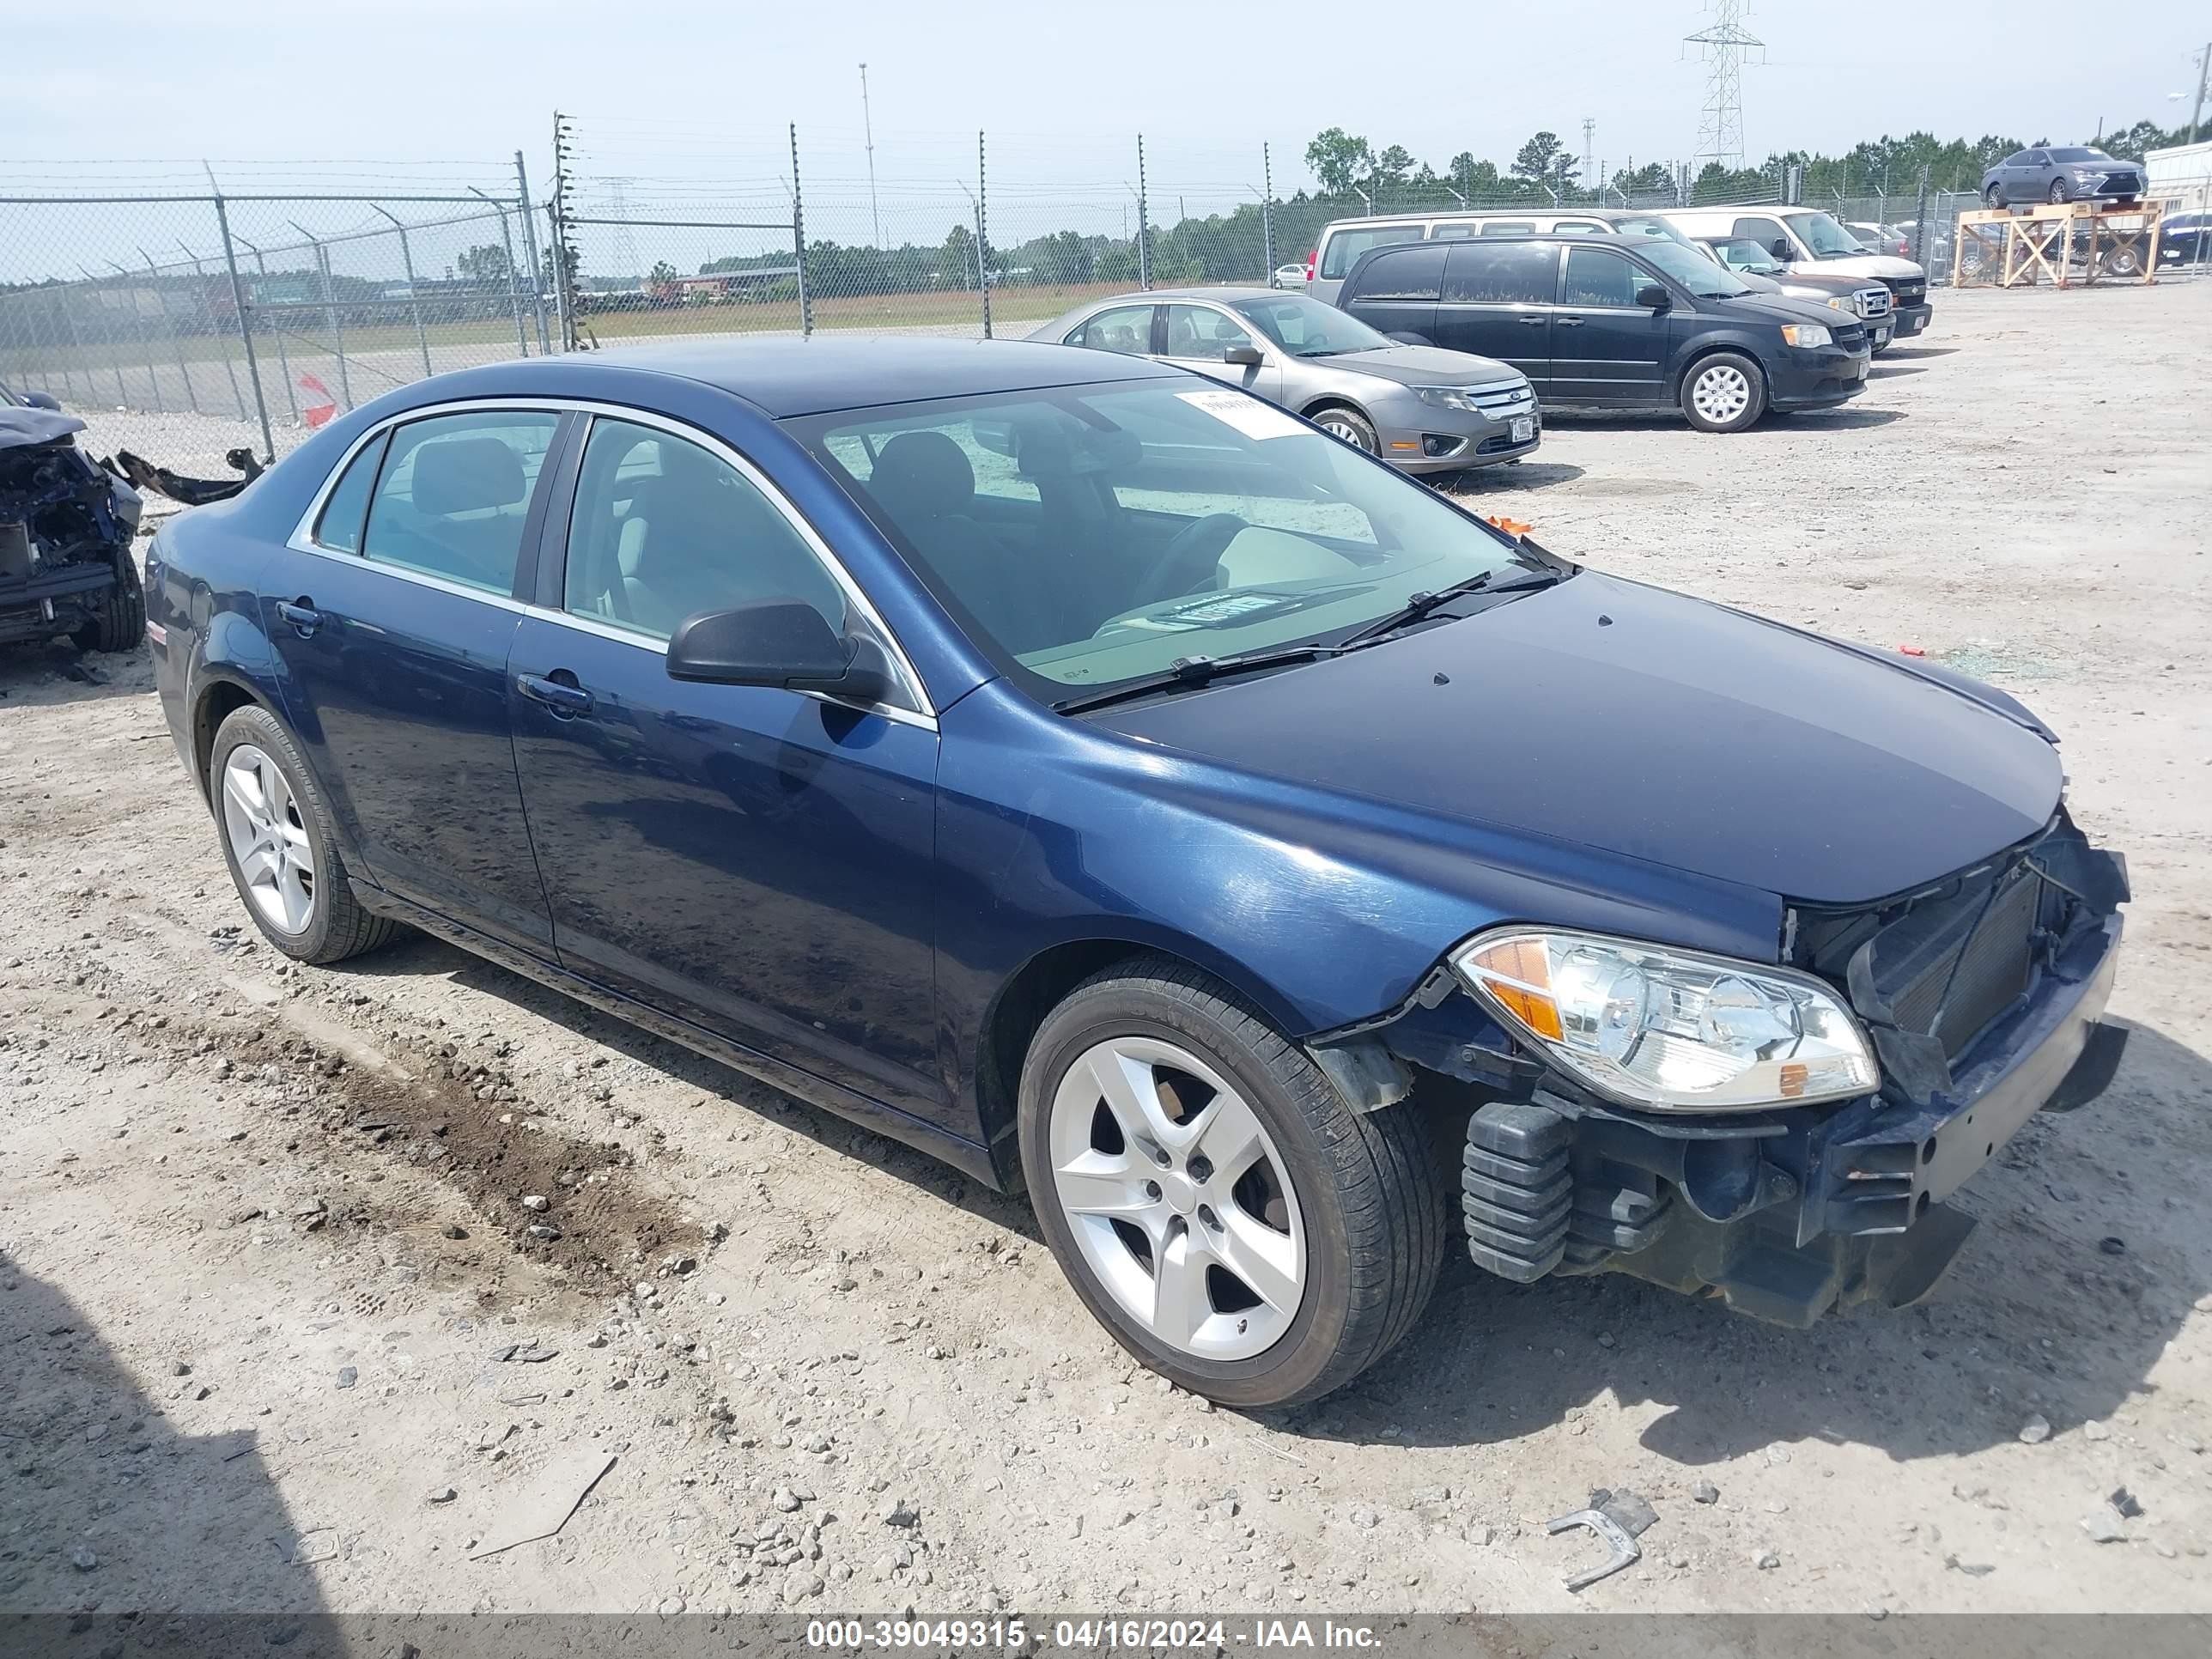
top-left (1048, 1036), bottom-right (1307, 1362)
top-left (220, 744), bottom-right (317, 935)
top-left (1315, 413), bottom-right (1374, 451)
top-left (1691, 363), bottom-right (1753, 425)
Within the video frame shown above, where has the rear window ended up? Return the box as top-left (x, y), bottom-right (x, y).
top-left (1442, 240), bottom-right (1558, 305)
top-left (1347, 245), bottom-right (1445, 301)
top-left (1319, 224), bottom-right (1422, 279)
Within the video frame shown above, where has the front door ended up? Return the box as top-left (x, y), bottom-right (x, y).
top-left (264, 407), bottom-right (564, 954)
top-left (505, 413), bottom-right (945, 1121)
top-left (1549, 245), bottom-right (1672, 406)
top-left (1437, 240), bottom-right (1559, 391)
top-left (1158, 303), bottom-right (1282, 403)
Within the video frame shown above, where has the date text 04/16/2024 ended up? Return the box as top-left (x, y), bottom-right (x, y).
top-left (802, 1619), bottom-right (1386, 1650)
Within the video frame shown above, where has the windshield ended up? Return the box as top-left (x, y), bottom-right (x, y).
top-left (1229, 295), bottom-right (1391, 357)
top-left (793, 382), bottom-right (1540, 704)
top-left (2050, 148), bottom-right (2111, 164)
top-left (1784, 211), bottom-right (1869, 259)
top-left (1636, 239), bottom-right (1753, 297)
top-left (1607, 214), bottom-right (1698, 248)
top-left (1709, 238), bottom-right (1784, 274)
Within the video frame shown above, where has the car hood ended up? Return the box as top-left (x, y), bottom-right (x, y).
top-left (1800, 252), bottom-right (1924, 280)
top-left (1095, 571), bottom-right (2063, 906)
top-left (1329, 344), bottom-right (1522, 387)
top-left (1711, 291), bottom-right (1853, 328)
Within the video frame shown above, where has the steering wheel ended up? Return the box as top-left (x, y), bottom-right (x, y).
top-left (1135, 514), bottom-right (1247, 607)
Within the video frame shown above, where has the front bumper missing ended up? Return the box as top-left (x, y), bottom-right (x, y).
top-left (1450, 907), bottom-right (2124, 1328)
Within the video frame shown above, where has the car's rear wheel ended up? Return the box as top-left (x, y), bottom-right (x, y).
top-left (1309, 404), bottom-right (1378, 454)
top-left (209, 703), bottom-right (398, 965)
top-left (71, 555), bottom-right (143, 654)
top-left (1018, 957), bottom-right (1444, 1408)
top-left (1984, 183), bottom-right (2005, 210)
top-left (1680, 351), bottom-right (1767, 434)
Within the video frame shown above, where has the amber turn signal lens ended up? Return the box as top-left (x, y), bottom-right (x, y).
top-left (1466, 938), bottom-right (1564, 1041)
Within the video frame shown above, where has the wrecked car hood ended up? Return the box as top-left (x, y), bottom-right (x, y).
top-left (1096, 571), bottom-right (2064, 907)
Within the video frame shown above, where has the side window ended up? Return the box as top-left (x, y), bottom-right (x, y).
top-left (1068, 304), bottom-right (1156, 355)
top-left (1731, 216), bottom-right (1788, 246)
top-left (2003, 151), bottom-right (2031, 167)
top-left (563, 417), bottom-right (846, 644)
top-left (1553, 221), bottom-right (1607, 234)
top-left (1161, 305), bottom-right (1258, 361)
top-left (1350, 246), bottom-right (1445, 301)
top-left (312, 430), bottom-right (387, 553)
top-left (1318, 224), bottom-right (1421, 279)
top-left (1431, 223), bottom-right (1477, 240)
top-left (1561, 246), bottom-right (1643, 307)
top-left (1479, 221), bottom-right (1537, 236)
top-left (1443, 240), bottom-right (1559, 304)
top-left (2028, 149), bottom-right (2051, 166)
top-left (360, 411), bottom-right (558, 595)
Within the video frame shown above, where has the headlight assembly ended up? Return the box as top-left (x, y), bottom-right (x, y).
top-left (1779, 323), bottom-right (1832, 349)
top-left (1449, 929), bottom-right (1878, 1111)
top-left (1415, 386), bottom-right (1481, 411)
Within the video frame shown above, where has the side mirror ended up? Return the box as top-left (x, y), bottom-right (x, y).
top-left (21, 390), bottom-right (61, 412)
top-left (1635, 283), bottom-right (1671, 310)
top-left (1770, 238), bottom-right (1793, 261)
top-left (1222, 343), bottom-right (1264, 367)
top-left (665, 599), bottom-right (890, 705)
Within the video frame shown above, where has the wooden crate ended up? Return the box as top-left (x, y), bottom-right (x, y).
top-left (1952, 199), bottom-right (2172, 289)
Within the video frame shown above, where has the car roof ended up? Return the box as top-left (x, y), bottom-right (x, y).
top-left (555, 336), bottom-right (1177, 417)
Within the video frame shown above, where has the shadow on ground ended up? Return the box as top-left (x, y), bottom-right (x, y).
top-left (0, 641), bottom-right (152, 711)
top-left (0, 1252), bottom-right (322, 1628)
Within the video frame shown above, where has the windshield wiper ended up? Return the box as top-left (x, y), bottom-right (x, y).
top-left (1335, 566), bottom-right (1559, 648)
top-left (1052, 644), bottom-right (1342, 715)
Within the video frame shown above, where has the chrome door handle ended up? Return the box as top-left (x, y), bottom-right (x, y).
top-left (276, 599), bottom-right (321, 637)
top-left (1517, 314), bottom-right (1547, 325)
top-left (1556, 317), bottom-right (1585, 327)
top-left (516, 672), bottom-right (593, 717)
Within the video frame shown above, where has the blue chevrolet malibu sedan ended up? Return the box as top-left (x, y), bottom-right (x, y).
top-left (147, 339), bottom-right (2128, 1407)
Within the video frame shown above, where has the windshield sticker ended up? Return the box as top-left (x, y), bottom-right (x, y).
top-left (1176, 389), bottom-right (1308, 440)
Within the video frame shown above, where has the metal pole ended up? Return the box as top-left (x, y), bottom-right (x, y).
top-left (860, 63), bottom-right (882, 250)
top-left (240, 239), bottom-right (298, 422)
top-left (473, 187), bottom-right (531, 358)
top-left (1136, 134), bottom-right (1151, 290)
top-left (88, 268), bottom-right (132, 408)
top-left (372, 206), bottom-right (434, 380)
top-left (550, 114), bottom-right (577, 351)
top-left (180, 244), bottom-right (248, 417)
top-left (790, 122), bottom-right (813, 338)
top-left (292, 222), bottom-right (352, 410)
top-left (2191, 43), bottom-right (2209, 145)
top-left (52, 285), bottom-right (83, 404)
top-left (976, 131), bottom-right (992, 340)
top-left (140, 249), bottom-right (198, 413)
top-left (1261, 143), bottom-right (1275, 279)
top-left (515, 151), bottom-right (551, 354)
top-left (214, 196), bottom-right (276, 463)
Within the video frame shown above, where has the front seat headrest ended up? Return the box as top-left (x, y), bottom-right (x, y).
top-left (869, 429), bottom-right (975, 520)
top-left (410, 437), bottom-right (527, 517)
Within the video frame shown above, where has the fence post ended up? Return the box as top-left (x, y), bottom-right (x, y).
top-left (974, 131), bottom-right (993, 341)
top-left (372, 207), bottom-right (434, 380)
top-left (1261, 143), bottom-right (1274, 280)
top-left (472, 189), bottom-right (531, 358)
top-left (180, 243), bottom-right (248, 418)
top-left (214, 196), bottom-right (277, 464)
top-left (240, 240), bottom-right (299, 423)
top-left (51, 286), bottom-right (83, 404)
top-left (88, 270), bottom-right (132, 409)
top-left (1911, 167), bottom-right (1931, 273)
top-left (140, 250), bottom-right (199, 413)
top-left (1136, 134), bottom-right (1151, 289)
top-left (790, 123), bottom-right (812, 340)
top-left (551, 113), bottom-right (578, 351)
top-left (514, 152), bottom-right (552, 355)
top-left (291, 223), bottom-right (353, 410)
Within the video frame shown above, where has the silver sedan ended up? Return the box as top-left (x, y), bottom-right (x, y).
top-left (1028, 288), bottom-right (1539, 476)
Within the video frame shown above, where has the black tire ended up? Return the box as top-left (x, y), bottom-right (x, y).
top-left (1309, 404), bottom-right (1379, 454)
top-left (208, 702), bottom-right (400, 965)
top-left (2049, 178), bottom-right (2072, 204)
top-left (72, 554), bottom-right (144, 653)
top-left (1984, 183), bottom-right (2005, 210)
top-left (2100, 245), bottom-right (2142, 279)
top-left (1680, 350), bottom-right (1768, 434)
top-left (1018, 956), bottom-right (1445, 1409)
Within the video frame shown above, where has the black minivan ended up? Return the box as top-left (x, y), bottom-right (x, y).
top-left (1336, 232), bottom-right (1870, 433)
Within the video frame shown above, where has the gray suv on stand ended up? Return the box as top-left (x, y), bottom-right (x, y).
top-left (1033, 289), bottom-right (1539, 474)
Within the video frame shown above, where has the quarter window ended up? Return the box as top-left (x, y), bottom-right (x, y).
top-left (312, 430), bottom-right (386, 553)
top-left (1442, 241), bottom-right (1558, 304)
top-left (1561, 246), bottom-right (1644, 308)
top-left (360, 411), bottom-right (557, 595)
top-left (563, 417), bottom-right (845, 643)
top-left (1067, 304), bottom-right (1155, 355)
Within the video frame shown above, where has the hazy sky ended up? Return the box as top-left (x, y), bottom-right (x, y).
top-left (10, 0), bottom-right (2204, 202)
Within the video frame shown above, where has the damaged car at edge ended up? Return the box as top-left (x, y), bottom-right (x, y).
top-left (0, 383), bottom-right (144, 653)
top-left (148, 342), bottom-right (2127, 1409)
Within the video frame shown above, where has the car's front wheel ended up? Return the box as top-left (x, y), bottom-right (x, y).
top-left (1019, 957), bottom-right (1443, 1408)
top-left (209, 703), bottom-right (399, 965)
top-left (1681, 351), bottom-right (1767, 433)
top-left (72, 555), bottom-right (143, 653)
top-left (1309, 404), bottom-right (1378, 454)
top-left (2050, 178), bottom-right (2073, 204)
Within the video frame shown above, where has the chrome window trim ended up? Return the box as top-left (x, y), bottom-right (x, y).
top-left (280, 395), bottom-right (937, 729)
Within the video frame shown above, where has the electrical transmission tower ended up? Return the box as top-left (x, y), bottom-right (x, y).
top-left (1684, 0), bottom-right (1764, 169)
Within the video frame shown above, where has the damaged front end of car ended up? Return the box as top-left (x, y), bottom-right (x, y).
top-left (0, 409), bottom-right (143, 650)
top-left (1311, 810), bottom-right (2129, 1328)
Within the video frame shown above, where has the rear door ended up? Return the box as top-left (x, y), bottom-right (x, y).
top-left (1338, 245), bottom-right (1443, 344)
top-left (505, 410), bottom-right (945, 1122)
top-left (1437, 240), bottom-right (1559, 391)
top-left (1551, 244), bottom-right (1671, 406)
top-left (266, 406), bottom-right (564, 954)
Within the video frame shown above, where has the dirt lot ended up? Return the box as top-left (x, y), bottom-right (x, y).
top-left (3, 282), bottom-right (2209, 1623)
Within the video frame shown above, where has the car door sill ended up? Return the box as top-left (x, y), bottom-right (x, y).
top-left (352, 880), bottom-right (1001, 1189)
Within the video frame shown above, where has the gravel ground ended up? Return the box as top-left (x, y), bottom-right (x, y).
top-left (3, 282), bottom-right (2209, 1622)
